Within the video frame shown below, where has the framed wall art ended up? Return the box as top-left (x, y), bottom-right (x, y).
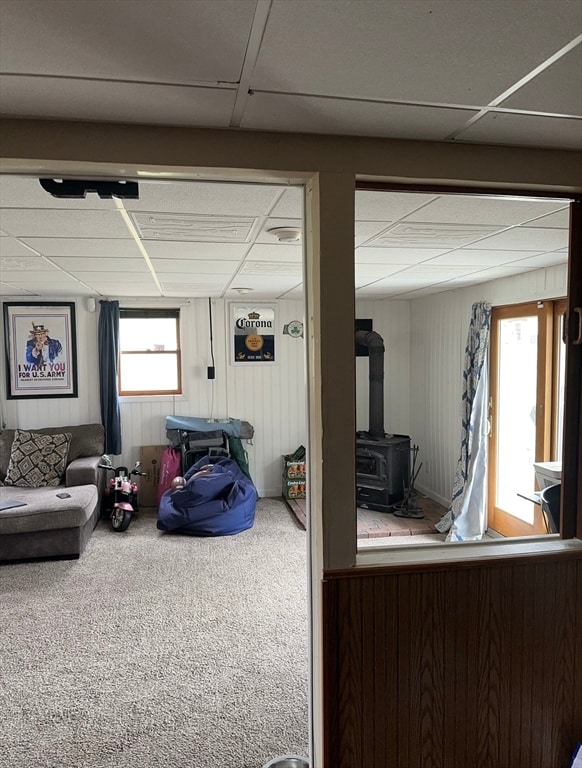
top-left (3, 301), bottom-right (78, 399)
top-left (230, 303), bottom-right (276, 364)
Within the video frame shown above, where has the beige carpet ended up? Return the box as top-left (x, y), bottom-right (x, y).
top-left (0, 499), bottom-right (309, 768)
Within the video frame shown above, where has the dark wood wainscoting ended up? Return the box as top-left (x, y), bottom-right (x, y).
top-left (322, 556), bottom-right (582, 768)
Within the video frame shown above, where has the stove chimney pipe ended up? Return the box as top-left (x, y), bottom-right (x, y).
top-left (355, 329), bottom-right (385, 438)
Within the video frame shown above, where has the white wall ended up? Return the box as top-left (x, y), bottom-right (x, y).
top-left (0, 296), bottom-right (308, 497)
top-left (409, 264), bottom-right (568, 506)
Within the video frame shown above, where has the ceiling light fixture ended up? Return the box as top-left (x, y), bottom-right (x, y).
top-left (232, 287), bottom-right (253, 295)
top-left (267, 227), bottom-right (302, 243)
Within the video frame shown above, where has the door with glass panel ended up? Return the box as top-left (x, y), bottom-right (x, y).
top-left (488, 302), bottom-right (554, 537)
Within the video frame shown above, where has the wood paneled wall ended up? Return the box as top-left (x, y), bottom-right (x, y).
top-left (322, 555), bottom-right (582, 768)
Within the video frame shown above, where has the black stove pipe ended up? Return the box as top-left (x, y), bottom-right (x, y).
top-left (355, 329), bottom-right (385, 438)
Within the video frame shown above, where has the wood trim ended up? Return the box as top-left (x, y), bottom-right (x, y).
top-left (551, 298), bottom-right (568, 459)
top-left (537, 301), bottom-right (553, 464)
top-left (563, 201), bottom-right (582, 539)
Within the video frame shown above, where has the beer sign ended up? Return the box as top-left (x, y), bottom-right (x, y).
top-left (231, 304), bottom-right (276, 364)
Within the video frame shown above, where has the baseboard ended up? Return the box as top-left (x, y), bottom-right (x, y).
top-left (414, 484), bottom-right (450, 509)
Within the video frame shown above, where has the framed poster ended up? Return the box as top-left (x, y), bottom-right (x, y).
top-left (3, 301), bottom-right (78, 399)
top-left (231, 303), bottom-right (276, 364)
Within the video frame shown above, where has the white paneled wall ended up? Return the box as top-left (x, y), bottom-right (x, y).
top-left (409, 264), bottom-right (568, 507)
top-left (0, 295), bottom-right (308, 497)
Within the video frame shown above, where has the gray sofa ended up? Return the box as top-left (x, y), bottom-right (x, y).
top-left (0, 424), bottom-right (105, 562)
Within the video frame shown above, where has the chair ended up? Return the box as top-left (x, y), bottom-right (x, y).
top-left (539, 483), bottom-right (560, 533)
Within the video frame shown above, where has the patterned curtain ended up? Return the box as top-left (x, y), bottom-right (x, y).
top-left (436, 301), bottom-right (492, 540)
top-left (98, 300), bottom-right (122, 456)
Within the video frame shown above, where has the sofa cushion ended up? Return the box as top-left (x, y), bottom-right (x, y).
top-left (0, 485), bottom-right (98, 535)
top-left (0, 423), bottom-right (105, 481)
top-left (4, 430), bottom-right (72, 488)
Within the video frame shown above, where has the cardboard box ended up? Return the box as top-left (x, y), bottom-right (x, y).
top-left (139, 445), bottom-right (167, 507)
top-left (282, 477), bottom-right (306, 500)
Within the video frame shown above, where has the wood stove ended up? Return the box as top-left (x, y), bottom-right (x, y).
top-left (355, 329), bottom-right (411, 512)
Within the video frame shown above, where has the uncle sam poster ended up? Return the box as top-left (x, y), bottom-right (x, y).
top-left (3, 302), bottom-right (78, 399)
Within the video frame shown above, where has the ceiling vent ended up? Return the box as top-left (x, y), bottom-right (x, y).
top-left (366, 222), bottom-right (502, 248)
top-left (241, 261), bottom-right (302, 276)
top-left (132, 212), bottom-right (256, 242)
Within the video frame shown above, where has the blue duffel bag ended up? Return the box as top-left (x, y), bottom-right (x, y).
top-left (156, 454), bottom-right (257, 536)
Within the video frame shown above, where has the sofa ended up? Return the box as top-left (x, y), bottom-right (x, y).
top-left (0, 423), bottom-right (105, 562)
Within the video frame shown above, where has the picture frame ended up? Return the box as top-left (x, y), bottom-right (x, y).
top-left (3, 301), bottom-right (78, 399)
top-left (230, 303), bottom-right (276, 365)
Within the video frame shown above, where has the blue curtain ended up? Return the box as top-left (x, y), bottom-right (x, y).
top-left (436, 301), bottom-right (492, 540)
top-left (98, 300), bottom-right (122, 456)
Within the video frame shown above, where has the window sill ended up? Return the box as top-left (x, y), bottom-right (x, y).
top-left (119, 394), bottom-right (185, 403)
top-left (355, 536), bottom-right (582, 569)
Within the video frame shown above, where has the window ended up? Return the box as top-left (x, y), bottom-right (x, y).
top-left (119, 308), bottom-right (181, 396)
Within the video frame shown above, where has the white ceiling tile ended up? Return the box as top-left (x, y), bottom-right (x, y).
top-left (246, 244), bottom-right (302, 263)
top-left (0, 0), bottom-right (256, 83)
top-left (473, 227), bottom-right (569, 251)
top-left (457, 111), bottom-right (582, 150)
top-left (242, 93), bottom-right (476, 141)
top-left (356, 264), bottom-right (410, 279)
top-left (0, 177), bottom-right (118, 210)
top-left (63, 272), bottom-right (156, 284)
top-left (151, 260), bottom-right (240, 275)
top-left (422, 249), bottom-right (544, 266)
top-left (502, 252), bottom-right (569, 268)
top-left (393, 265), bottom-right (479, 279)
top-left (355, 222), bottom-right (394, 246)
top-left (4, 272), bottom-right (88, 285)
top-left (240, 261), bottom-right (302, 277)
top-left (356, 192), bottom-right (437, 222)
top-left (524, 208), bottom-right (571, 228)
top-left (0, 76), bottom-right (236, 128)
top-left (132, 212), bottom-right (256, 242)
top-left (470, 265), bottom-right (539, 280)
top-left (124, 181), bottom-right (283, 216)
top-left (356, 247), bottom-right (450, 264)
top-left (368, 222), bottom-right (503, 248)
top-left (0, 258), bottom-right (59, 275)
top-left (0, 210), bottom-right (130, 239)
top-left (223, 275), bottom-right (300, 292)
top-left (0, 238), bottom-right (42, 258)
top-left (501, 45), bottom-right (582, 116)
top-left (253, 0), bottom-right (581, 103)
top-left (269, 188), bottom-right (304, 218)
top-left (142, 241), bottom-right (248, 261)
top-left (19, 238), bottom-right (143, 257)
top-left (51, 257), bottom-right (149, 273)
top-left (402, 196), bottom-right (568, 226)
top-left (90, 283), bottom-right (160, 297)
top-left (0, 283), bottom-right (33, 296)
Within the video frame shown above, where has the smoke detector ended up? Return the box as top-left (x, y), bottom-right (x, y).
top-left (232, 287), bottom-right (253, 295)
top-left (267, 226), bottom-right (302, 243)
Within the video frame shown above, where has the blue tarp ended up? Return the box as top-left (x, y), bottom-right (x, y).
top-left (156, 454), bottom-right (257, 537)
top-left (165, 416), bottom-right (252, 439)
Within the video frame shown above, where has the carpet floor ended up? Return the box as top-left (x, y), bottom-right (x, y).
top-left (0, 498), bottom-right (309, 768)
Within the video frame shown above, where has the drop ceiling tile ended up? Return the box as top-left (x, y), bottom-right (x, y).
top-left (240, 261), bottom-right (302, 277)
top-left (142, 241), bottom-right (248, 260)
top-left (19, 238), bottom-right (143, 257)
top-left (132, 212), bottom-right (256, 242)
top-left (356, 264), bottom-right (410, 279)
top-left (355, 222), bottom-right (394, 246)
top-left (422, 249), bottom-right (543, 266)
top-left (124, 181), bottom-right (284, 216)
top-left (470, 265), bottom-right (539, 280)
top-left (501, 45), bottom-right (582, 116)
top-left (51, 257), bottom-right (149, 273)
top-left (89, 284), bottom-right (160, 297)
top-left (356, 247), bottom-right (450, 264)
top-left (151, 259), bottom-right (239, 275)
top-left (5, 272), bottom-right (86, 285)
top-left (525, 208), bottom-right (571, 228)
top-left (356, 192), bottom-right (434, 222)
top-left (64, 272), bottom-right (156, 284)
top-left (0, 76), bottom-right (236, 128)
top-left (223, 275), bottom-right (300, 292)
top-left (253, 0), bottom-right (581, 103)
top-left (473, 227), bottom-right (569, 251)
top-left (0, 176), bottom-right (117, 210)
top-left (402, 195), bottom-right (567, 226)
top-left (0, 238), bottom-right (41, 258)
top-left (0, 210), bottom-right (130, 239)
top-left (277, 285), bottom-right (304, 299)
top-left (457, 112), bottom-right (582, 150)
top-left (369, 223), bottom-right (504, 248)
top-left (246, 244), bottom-right (302, 263)
top-left (269, 188), bottom-right (304, 218)
top-left (394, 265), bottom-right (480, 278)
top-left (0, 258), bottom-right (59, 275)
top-left (242, 93), bottom-right (476, 141)
top-left (0, 0), bottom-right (256, 83)
top-left (503, 251), bottom-right (568, 268)
top-left (0, 283), bottom-right (33, 296)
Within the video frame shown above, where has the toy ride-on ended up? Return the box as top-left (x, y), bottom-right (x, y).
top-left (98, 455), bottom-right (146, 532)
